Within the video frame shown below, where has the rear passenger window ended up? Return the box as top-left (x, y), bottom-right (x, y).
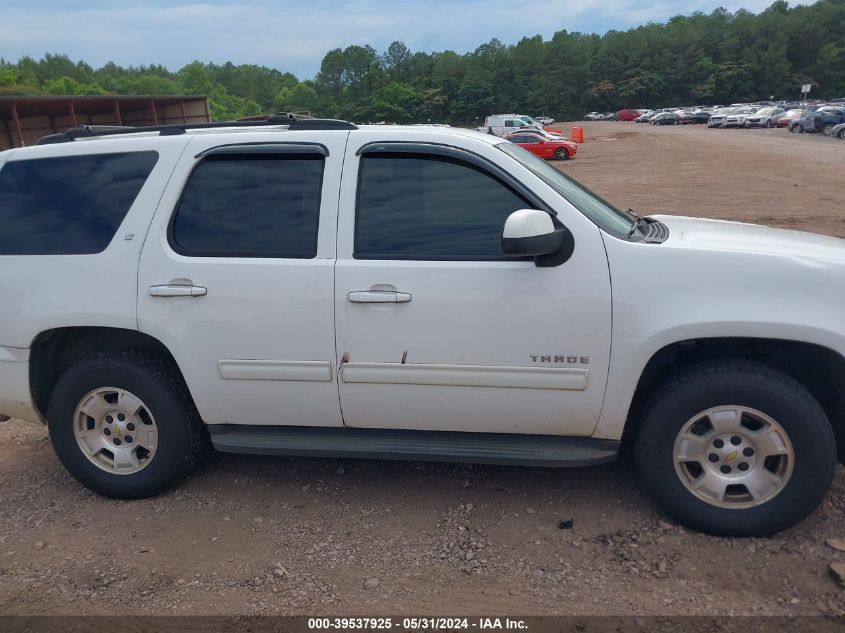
top-left (0, 151), bottom-right (158, 255)
top-left (170, 155), bottom-right (323, 258)
top-left (355, 154), bottom-right (530, 260)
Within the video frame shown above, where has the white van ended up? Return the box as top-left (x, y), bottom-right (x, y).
top-left (477, 114), bottom-right (540, 137)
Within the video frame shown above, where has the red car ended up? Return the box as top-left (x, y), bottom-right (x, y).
top-left (777, 108), bottom-right (807, 128)
top-left (617, 109), bottom-right (642, 121)
top-left (503, 130), bottom-right (578, 160)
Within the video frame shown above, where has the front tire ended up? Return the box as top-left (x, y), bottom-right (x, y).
top-left (822, 124), bottom-right (834, 136)
top-left (635, 360), bottom-right (836, 536)
top-left (47, 350), bottom-right (207, 499)
top-left (554, 147), bottom-right (569, 160)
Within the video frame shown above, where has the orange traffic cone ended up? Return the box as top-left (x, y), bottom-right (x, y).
top-left (571, 127), bottom-right (585, 143)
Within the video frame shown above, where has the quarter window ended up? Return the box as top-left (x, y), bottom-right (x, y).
top-left (0, 151), bottom-right (158, 255)
top-left (355, 153), bottom-right (531, 260)
top-left (170, 154), bottom-right (324, 258)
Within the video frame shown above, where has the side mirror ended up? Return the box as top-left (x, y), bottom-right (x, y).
top-left (502, 209), bottom-right (566, 258)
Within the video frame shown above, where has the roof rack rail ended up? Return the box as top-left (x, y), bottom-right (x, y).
top-left (35, 113), bottom-right (357, 145)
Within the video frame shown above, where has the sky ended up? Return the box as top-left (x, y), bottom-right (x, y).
top-left (1, 0), bottom-right (793, 79)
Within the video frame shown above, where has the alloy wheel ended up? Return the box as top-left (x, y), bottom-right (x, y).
top-left (673, 405), bottom-right (794, 509)
top-left (73, 387), bottom-right (159, 475)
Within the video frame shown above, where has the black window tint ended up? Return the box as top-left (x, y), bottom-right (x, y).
top-left (356, 154), bottom-right (530, 260)
top-left (171, 155), bottom-right (323, 258)
top-left (0, 151), bottom-right (158, 255)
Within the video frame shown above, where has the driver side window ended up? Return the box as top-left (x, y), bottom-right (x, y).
top-left (355, 153), bottom-right (531, 261)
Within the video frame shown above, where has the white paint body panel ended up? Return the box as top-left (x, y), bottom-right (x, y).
top-left (593, 215), bottom-right (845, 438)
top-left (0, 138), bottom-right (189, 349)
top-left (136, 132), bottom-right (347, 427)
top-left (0, 140), bottom-right (188, 423)
top-left (0, 345), bottom-right (37, 421)
top-left (334, 128), bottom-right (612, 435)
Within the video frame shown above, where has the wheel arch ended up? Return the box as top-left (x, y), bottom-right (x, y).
top-left (625, 337), bottom-right (845, 462)
top-left (29, 326), bottom-right (190, 423)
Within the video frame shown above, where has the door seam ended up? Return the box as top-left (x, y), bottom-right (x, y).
top-left (334, 131), bottom-right (353, 426)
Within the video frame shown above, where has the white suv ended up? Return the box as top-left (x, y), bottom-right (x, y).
top-left (0, 117), bottom-right (841, 537)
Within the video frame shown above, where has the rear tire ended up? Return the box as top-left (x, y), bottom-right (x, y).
top-left (47, 349), bottom-right (207, 499)
top-left (635, 360), bottom-right (835, 536)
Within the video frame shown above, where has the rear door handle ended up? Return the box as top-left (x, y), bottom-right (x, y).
top-left (148, 284), bottom-right (207, 297)
top-left (348, 290), bottom-right (412, 304)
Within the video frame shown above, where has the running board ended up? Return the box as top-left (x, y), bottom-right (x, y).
top-left (208, 425), bottom-right (619, 468)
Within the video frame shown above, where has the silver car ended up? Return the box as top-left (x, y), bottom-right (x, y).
top-left (723, 107), bottom-right (759, 128)
top-left (708, 109), bottom-right (733, 128)
top-left (745, 107), bottom-right (785, 128)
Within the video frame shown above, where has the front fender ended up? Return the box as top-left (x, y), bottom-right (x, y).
top-left (592, 230), bottom-right (845, 440)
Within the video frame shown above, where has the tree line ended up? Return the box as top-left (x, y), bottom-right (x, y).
top-left (1, 0), bottom-right (843, 124)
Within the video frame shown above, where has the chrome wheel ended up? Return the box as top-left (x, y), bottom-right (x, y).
top-left (73, 387), bottom-right (158, 475)
top-left (673, 406), bottom-right (794, 509)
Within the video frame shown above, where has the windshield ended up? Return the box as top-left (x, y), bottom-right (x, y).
top-left (497, 142), bottom-right (635, 237)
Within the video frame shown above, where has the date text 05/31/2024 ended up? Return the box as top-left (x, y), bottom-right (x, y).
top-left (307, 618), bottom-right (529, 630)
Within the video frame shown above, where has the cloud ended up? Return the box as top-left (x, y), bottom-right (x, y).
top-left (0, 0), bottom-right (810, 77)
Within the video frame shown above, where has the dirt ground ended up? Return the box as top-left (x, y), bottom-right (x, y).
top-left (1, 122), bottom-right (845, 617)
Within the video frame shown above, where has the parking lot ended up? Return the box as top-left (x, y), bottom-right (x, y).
top-left (1, 121), bottom-right (844, 617)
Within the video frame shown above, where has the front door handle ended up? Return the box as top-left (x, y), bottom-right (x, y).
top-left (348, 290), bottom-right (412, 304)
top-left (149, 284), bottom-right (207, 297)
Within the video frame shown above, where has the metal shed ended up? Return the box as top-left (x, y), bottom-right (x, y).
top-left (0, 95), bottom-right (211, 149)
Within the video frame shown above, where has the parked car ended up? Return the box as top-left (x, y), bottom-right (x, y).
top-left (635, 112), bottom-right (653, 123)
top-left (745, 107), bottom-right (785, 128)
top-left (708, 109), bottom-right (733, 128)
top-left (806, 107), bottom-right (845, 135)
top-left (504, 131), bottom-right (578, 160)
top-left (519, 115), bottom-right (545, 128)
top-left (691, 111), bottom-right (713, 124)
top-left (512, 128), bottom-right (569, 141)
top-left (650, 112), bottom-right (680, 125)
top-left (585, 112), bottom-right (602, 120)
top-left (777, 108), bottom-right (808, 128)
top-left (535, 116), bottom-right (555, 126)
top-left (674, 111), bottom-right (695, 125)
top-left (788, 112), bottom-right (813, 134)
top-left (833, 122), bottom-right (845, 139)
top-left (477, 114), bottom-right (538, 137)
top-left (723, 107), bottom-right (758, 128)
top-left (4, 117), bottom-right (845, 539)
top-left (617, 109), bottom-right (642, 121)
